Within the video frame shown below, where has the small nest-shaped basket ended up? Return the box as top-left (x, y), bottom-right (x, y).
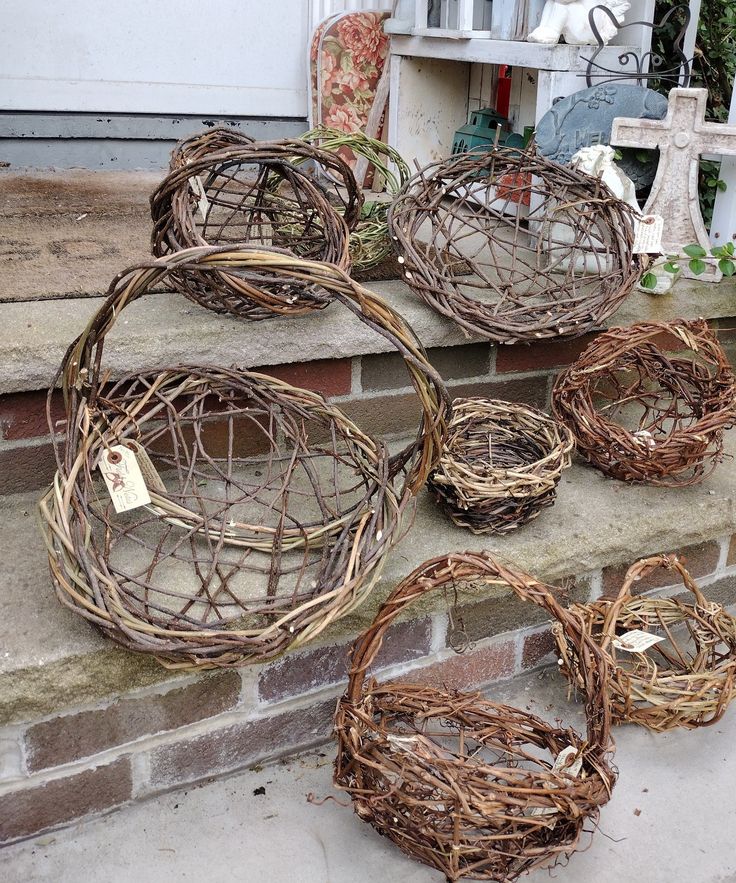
top-left (299, 127), bottom-right (410, 271)
top-left (388, 147), bottom-right (639, 343)
top-left (335, 551), bottom-right (616, 882)
top-left (552, 318), bottom-right (736, 486)
top-left (150, 137), bottom-right (362, 319)
top-left (40, 248), bottom-right (449, 669)
top-left (554, 555), bottom-right (736, 731)
top-left (429, 398), bottom-right (574, 534)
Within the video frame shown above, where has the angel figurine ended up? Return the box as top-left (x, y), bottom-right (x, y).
top-left (527, 0), bottom-right (631, 45)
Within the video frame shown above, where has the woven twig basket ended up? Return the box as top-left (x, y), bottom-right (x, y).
top-left (429, 398), bottom-right (574, 534)
top-left (335, 551), bottom-right (615, 882)
top-left (388, 147), bottom-right (638, 343)
top-left (299, 127), bottom-right (410, 271)
top-left (552, 319), bottom-right (736, 486)
top-left (555, 554), bottom-right (736, 731)
top-left (150, 138), bottom-right (362, 319)
top-left (39, 247), bottom-right (449, 669)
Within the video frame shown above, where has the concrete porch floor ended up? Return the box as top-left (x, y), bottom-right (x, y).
top-left (2, 669), bottom-right (735, 883)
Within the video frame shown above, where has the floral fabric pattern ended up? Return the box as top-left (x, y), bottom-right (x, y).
top-left (311, 11), bottom-right (390, 143)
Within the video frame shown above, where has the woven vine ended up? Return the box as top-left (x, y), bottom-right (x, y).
top-left (388, 146), bottom-right (639, 343)
top-left (40, 247), bottom-right (449, 668)
top-left (555, 554), bottom-right (736, 731)
top-left (150, 138), bottom-right (362, 319)
top-left (429, 398), bottom-right (574, 534)
top-left (335, 551), bottom-right (616, 882)
top-left (552, 318), bottom-right (736, 485)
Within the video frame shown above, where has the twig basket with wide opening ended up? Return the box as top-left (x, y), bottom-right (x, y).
top-left (335, 551), bottom-right (615, 882)
top-left (298, 127), bottom-right (410, 271)
top-left (429, 398), bottom-right (574, 534)
top-left (555, 554), bottom-right (736, 731)
top-left (39, 248), bottom-right (449, 669)
top-left (388, 147), bottom-right (639, 343)
top-left (552, 319), bottom-right (736, 486)
top-left (150, 139), bottom-right (361, 319)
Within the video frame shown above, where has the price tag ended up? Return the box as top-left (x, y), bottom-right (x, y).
top-left (530, 745), bottom-right (582, 820)
top-left (188, 175), bottom-right (210, 222)
top-left (613, 629), bottom-right (665, 653)
top-left (633, 214), bottom-right (664, 254)
top-left (99, 445), bottom-right (151, 514)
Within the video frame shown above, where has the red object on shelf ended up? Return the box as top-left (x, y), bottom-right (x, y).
top-left (496, 65), bottom-right (512, 118)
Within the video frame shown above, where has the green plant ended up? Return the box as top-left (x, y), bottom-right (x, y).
top-left (640, 241), bottom-right (735, 289)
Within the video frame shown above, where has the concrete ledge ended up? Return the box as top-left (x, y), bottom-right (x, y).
top-left (3, 278), bottom-right (736, 395)
top-left (2, 430), bottom-right (735, 724)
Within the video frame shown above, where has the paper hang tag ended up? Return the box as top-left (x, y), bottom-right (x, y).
top-left (633, 214), bottom-right (664, 254)
top-left (188, 175), bottom-right (210, 222)
top-left (99, 445), bottom-right (152, 514)
top-left (124, 440), bottom-right (167, 495)
top-left (529, 745), bottom-right (582, 820)
top-left (613, 629), bottom-right (665, 653)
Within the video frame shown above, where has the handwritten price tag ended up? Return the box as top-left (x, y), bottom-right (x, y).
top-left (633, 214), bottom-right (664, 254)
top-left (99, 445), bottom-right (151, 514)
top-left (613, 629), bottom-right (665, 653)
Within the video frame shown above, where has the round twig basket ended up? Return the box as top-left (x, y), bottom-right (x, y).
top-left (429, 398), bottom-right (574, 534)
top-left (150, 139), bottom-right (362, 319)
top-left (554, 555), bottom-right (736, 731)
top-left (299, 127), bottom-right (410, 271)
top-left (40, 248), bottom-right (449, 669)
top-left (388, 147), bottom-right (639, 343)
top-left (552, 319), bottom-right (736, 486)
top-left (335, 551), bottom-right (616, 882)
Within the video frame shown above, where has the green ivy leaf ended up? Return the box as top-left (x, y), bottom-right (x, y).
top-left (640, 272), bottom-right (658, 289)
top-left (725, 242), bottom-right (735, 256)
top-left (717, 180), bottom-right (728, 192)
top-left (718, 258), bottom-right (736, 276)
top-left (663, 262), bottom-right (680, 274)
top-left (683, 244), bottom-right (708, 258)
top-left (688, 258), bottom-right (707, 275)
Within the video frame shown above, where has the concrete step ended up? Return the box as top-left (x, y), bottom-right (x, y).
top-left (2, 668), bottom-right (735, 883)
top-left (1, 430), bottom-right (735, 843)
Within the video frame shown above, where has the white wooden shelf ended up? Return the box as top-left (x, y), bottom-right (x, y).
top-left (390, 35), bottom-right (639, 73)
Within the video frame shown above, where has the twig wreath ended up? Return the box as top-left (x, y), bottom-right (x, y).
top-left (39, 247), bottom-right (449, 668)
top-left (335, 551), bottom-right (616, 882)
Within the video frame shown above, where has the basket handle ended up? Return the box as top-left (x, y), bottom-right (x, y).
top-left (346, 551), bottom-right (613, 754)
top-left (56, 246), bottom-right (450, 494)
top-left (600, 554), bottom-right (708, 646)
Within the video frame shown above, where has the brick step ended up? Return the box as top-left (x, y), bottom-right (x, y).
top-left (1, 433), bottom-right (735, 843)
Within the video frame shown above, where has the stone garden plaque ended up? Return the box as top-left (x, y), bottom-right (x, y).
top-left (536, 84), bottom-right (668, 188)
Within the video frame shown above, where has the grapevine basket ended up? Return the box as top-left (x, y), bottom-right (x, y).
top-left (552, 319), bottom-right (736, 486)
top-left (429, 398), bottom-right (574, 534)
top-left (388, 147), bottom-right (639, 343)
top-left (150, 138), bottom-right (362, 319)
top-left (555, 554), bottom-right (736, 731)
top-left (335, 551), bottom-right (616, 882)
top-left (39, 247), bottom-right (449, 669)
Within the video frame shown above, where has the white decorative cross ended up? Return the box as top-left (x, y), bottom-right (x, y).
top-left (612, 88), bottom-right (736, 272)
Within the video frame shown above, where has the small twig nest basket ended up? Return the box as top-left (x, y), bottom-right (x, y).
top-left (150, 138), bottom-right (362, 319)
top-left (552, 319), bottom-right (736, 486)
top-left (335, 551), bottom-right (616, 882)
top-left (388, 147), bottom-right (639, 343)
top-left (555, 555), bottom-right (736, 731)
top-left (429, 398), bottom-right (574, 534)
top-left (40, 248), bottom-right (449, 669)
top-left (299, 127), bottom-right (410, 271)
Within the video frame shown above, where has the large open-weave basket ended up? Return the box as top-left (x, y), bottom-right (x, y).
top-left (299, 127), bottom-right (410, 271)
top-left (335, 551), bottom-right (615, 882)
top-left (429, 398), bottom-right (574, 534)
top-left (388, 146), bottom-right (639, 343)
top-left (555, 554), bottom-right (736, 731)
top-left (39, 247), bottom-right (449, 669)
top-left (552, 318), bottom-right (736, 486)
top-left (150, 139), bottom-right (361, 319)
